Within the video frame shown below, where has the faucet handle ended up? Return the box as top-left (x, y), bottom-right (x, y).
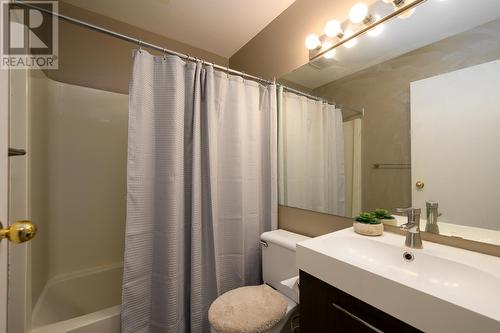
top-left (397, 208), bottom-right (424, 249)
top-left (396, 208), bottom-right (421, 229)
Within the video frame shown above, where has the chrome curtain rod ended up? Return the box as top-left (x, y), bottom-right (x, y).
top-left (13, 0), bottom-right (363, 115)
top-left (12, 0), bottom-right (333, 104)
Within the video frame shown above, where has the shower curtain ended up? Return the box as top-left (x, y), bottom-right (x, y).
top-left (278, 89), bottom-right (345, 216)
top-left (122, 50), bottom-right (277, 333)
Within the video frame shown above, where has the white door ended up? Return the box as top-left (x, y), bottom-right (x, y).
top-left (1, 55), bottom-right (9, 333)
top-left (411, 59), bottom-right (500, 230)
top-left (0, 61), bottom-right (35, 333)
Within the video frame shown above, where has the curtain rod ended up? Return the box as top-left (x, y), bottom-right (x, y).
top-left (281, 85), bottom-right (331, 105)
top-left (13, 0), bottom-right (363, 115)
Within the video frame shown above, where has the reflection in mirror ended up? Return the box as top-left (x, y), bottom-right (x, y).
top-left (278, 92), bottom-right (348, 217)
top-left (278, 0), bottom-right (500, 245)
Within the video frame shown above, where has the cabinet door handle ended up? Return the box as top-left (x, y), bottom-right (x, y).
top-left (332, 303), bottom-right (384, 333)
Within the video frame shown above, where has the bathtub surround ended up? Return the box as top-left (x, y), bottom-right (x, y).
top-left (27, 70), bottom-right (128, 326)
top-left (122, 51), bottom-right (277, 332)
top-left (5, 67), bottom-right (129, 332)
top-left (31, 264), bottom-right (122, 327)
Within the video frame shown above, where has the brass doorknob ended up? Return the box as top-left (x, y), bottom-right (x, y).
top-left (415, 181), bottom-right (425, 190)
top-left (0, 220), bottom-right (37, 244)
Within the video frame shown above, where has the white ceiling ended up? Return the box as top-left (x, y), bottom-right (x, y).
top-left (282, 0), bottom-right (500, 89)
top-left (63, 0), bottom-right (296, 58)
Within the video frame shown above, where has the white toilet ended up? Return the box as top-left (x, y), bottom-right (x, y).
top-left (209, 229), bottom-right (309, 333)
top-left (208, 229), bottom-right (309, 333)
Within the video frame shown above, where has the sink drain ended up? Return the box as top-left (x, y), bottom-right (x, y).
top-left (403, 251), bottom-right (414, 262)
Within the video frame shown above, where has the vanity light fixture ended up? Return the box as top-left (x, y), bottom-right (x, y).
top-left (349, 3), bottom-right (372, 25)
top-left (386, 0), bottom-right (417, 19)
top-left (367, 15), bottom-right (384, 36)
top-left (305, 34), bottom-right (321, 50)
top-left (321, 41), bottom-right (336, 59)
top-left (397, 7), bottom-right (416, 19)
top-left (343, 29), bottom-right (358, 48)
top-left (324, 19), bottom-right (344, 38)
top-left (307, 0), bottom-right (427, 61)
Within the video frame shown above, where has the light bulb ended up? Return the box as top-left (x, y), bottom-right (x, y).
top-left (343, 29), bottom-right (358, 49)
top-left (349, 3), bottom-right (369, 24)
top-left (321, 41), bottom-right (336, 59)
top-left (367, 15), bottom-right (384, 36)
top-left (324, 20), bottom-right (343, 38)
top-left (305, 34), bottom-right (321, 50)
top-left (397, 7), bottom-right (416, 19)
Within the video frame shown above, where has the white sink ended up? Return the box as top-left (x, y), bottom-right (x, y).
top-left (297, 228), bottom-right (500, 333)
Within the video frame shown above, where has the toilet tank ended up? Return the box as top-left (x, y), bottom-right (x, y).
top-left (260, 229), bottom-right (310, 302)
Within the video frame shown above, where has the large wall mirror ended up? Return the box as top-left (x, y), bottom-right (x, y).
top-left (278, 0), bottom-right (500, 245)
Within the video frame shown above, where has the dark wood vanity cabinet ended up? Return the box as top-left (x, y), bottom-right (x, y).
top-left (299, 271), bottom-right (423, 333)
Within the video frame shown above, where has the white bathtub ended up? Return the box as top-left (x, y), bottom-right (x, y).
top-left (31, 264), bottom-right (122, 333)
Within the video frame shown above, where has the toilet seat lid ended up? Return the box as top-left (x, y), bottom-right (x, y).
top-left (208, 284), bottom-right (287, 333)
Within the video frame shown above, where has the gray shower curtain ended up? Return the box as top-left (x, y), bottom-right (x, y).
top-left (122, 50), bottom-right (277, 333)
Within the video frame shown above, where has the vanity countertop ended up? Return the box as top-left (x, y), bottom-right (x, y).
top-left (296, 228), bottom-right (500, 333)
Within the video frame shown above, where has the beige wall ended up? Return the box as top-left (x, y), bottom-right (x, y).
top-left (229, 0), bottom-right (376, 80)
top-left (44, 1), bottom-right (228, 94)
top-left (313, 19), bottom-right (500, 214)
top-left (29, 70), bottom-right (128, 307)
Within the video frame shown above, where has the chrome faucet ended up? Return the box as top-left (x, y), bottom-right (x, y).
top-left (396, 208), bottom-right (423, 249)
top-left (425, 201), bottom-right (440, 234)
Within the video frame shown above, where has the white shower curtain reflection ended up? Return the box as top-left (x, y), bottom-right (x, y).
top-left (278, 90), bottom-right (345, 216)
top-left (122, 50), bottom-right (277, 333)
